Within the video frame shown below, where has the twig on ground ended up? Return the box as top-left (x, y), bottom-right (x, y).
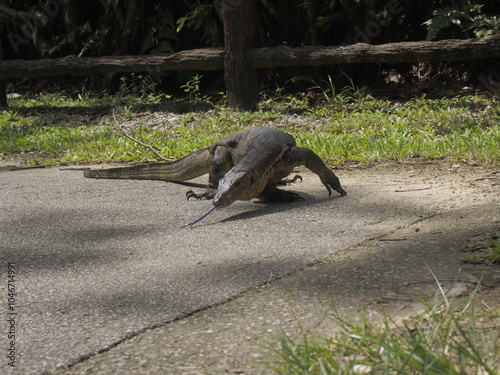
top-left (395, 186), bottom-right (432, 192)
top-left (378, 238), bottom-right (411, 241)
top-left (112, 112), bottom-right (174, 162)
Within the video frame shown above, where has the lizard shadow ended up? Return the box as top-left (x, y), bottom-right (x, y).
top-left (205, 191), bottom-right (344, 226)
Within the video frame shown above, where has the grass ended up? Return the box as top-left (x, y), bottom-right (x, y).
top-left (269, 282), bottom-right (500, 375)
top-left (267, 233), bottom-right (500, 375)
top-left (3, 89), bottom-right (498, 373)
top-left (460, 228), bottom-right (500, 266)
top-left (1, 91), bottom-right (499, 166)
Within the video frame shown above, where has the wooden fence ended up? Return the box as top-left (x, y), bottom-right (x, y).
top-left (1, 1), bottom-right (499, 109)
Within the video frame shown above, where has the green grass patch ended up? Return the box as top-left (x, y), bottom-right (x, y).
top-left (1, 93), bottom-right (499, 166)
top-left (460, 228), bottom-right (500, 266)
top-left (268, 284), bottom-right (500, 375)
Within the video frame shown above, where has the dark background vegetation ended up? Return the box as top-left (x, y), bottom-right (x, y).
top-left (1, 0), bottom-right (499, 97)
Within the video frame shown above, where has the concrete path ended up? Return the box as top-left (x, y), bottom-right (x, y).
top-left (0, 163), bottom-right (498, 374)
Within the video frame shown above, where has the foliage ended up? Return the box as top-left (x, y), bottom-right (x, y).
top-left (0, 0), bottom-right (222, 59)
top-left (140, 6), bottom-right (177, 54)
top-left (2, 0), bottom-right (499, 61)
top-left (304, 72), bottom-right (371, 106)
top-left (49, 22), bottom-right (96, 57)
top-left (1, 93), bottom-right (499, 166)
top-left (269, 282), bottom-right (499, 374)
top-left (176, 2), bottom-right (219, 47)
top-left (469, 14), bottom-right (500, 38)
top-left (423, 3), bottom-right (500, 41)
top-left (0, 0), bottom-right (498, 92)
top-left (460, 228), bottom-right (500, 266)
top-left (180, 74), bottom-right (204, 100)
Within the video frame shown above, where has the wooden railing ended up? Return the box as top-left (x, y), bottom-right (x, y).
top-left (1, 0), bottom-right (499, 109)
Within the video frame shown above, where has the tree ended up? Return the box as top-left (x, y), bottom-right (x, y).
top-left (220, 0), bottom-right (259, 111)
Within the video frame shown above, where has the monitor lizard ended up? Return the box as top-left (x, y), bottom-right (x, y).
top-left (84, 126), bottom-right (346, 227)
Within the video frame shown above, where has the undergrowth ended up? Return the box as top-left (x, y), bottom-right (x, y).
top-left (269, 281), bottom-right (500, 375)
top-left (461, 228), bottom-right (500, 266)
top-left (1, 92), bottom-right (499, 166)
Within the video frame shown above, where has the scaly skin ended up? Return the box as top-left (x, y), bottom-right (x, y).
top-left (84, 127), bottom-right (346, 225)
top-left (84, 147), bottom-right (213, 182)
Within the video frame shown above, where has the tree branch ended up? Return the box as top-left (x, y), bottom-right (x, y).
top-left (112, 114), bottom-right (174, 162)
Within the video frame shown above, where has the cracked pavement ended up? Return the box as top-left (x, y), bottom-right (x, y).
top-left (0, 163), bottom-right (498, 374)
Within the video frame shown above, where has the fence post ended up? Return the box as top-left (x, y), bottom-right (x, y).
top-left (221, 0), bottom-right (259, 111)
top-left (0, 41), bottom-right (7, 107)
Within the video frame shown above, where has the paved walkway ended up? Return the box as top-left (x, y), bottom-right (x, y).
top-left (0, 164), bottom-right (498, 374)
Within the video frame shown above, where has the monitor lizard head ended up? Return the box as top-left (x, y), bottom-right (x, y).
top-left (213, 170), bottom-right (253, 208)
top-left (184, 170), bottom-right (255, 228)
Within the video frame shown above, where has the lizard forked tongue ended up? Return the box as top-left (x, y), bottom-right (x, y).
top-left (183, 205), bottom-right (217, 228)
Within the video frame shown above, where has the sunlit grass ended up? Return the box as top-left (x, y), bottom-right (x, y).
top-left (1, 92), bottom-right (499, 166)
top-left (268, 282), bottom-right (500, 375)
top-left (461, 228), bottom-right (500, 266)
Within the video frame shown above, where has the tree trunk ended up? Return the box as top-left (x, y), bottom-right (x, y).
top-left (0, 40), bottom-right (7, 107)
top-left (221, 0), bottom-right (259, 111)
